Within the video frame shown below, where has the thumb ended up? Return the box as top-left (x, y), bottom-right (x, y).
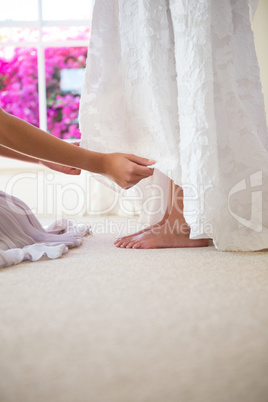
top-left (127, 154), bottom-right (156, 166)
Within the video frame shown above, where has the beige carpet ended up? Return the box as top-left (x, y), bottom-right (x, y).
top-left (0, 215), bottom-right (268, 402)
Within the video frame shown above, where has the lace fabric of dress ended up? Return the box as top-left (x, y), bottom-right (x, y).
top-left (79, 0), bottom-right (268, 251)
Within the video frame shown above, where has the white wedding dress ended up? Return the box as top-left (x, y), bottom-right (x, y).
top-left (79, 0), bottom-right (268, 251)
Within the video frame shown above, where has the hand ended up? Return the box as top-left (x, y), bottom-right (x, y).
top-left (104, 153), bottom-right (155, 189)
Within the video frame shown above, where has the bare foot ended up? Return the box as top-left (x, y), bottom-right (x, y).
top-left (115, 218), bottom-right (209, 249)
top-left (115, 181), bottom-right (210, 249)
top-left (114, 217), bottom-right (167, 246)
top-left (115, 178), bottom-right (173, 246)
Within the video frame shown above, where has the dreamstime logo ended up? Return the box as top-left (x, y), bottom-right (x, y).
top-left (228, 170), bottom-right (263, 232)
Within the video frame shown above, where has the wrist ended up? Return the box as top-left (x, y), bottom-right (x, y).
top-left (83, 150), bottom-right (110, 175)
top-left (100, 153), bottom-right (110, 175)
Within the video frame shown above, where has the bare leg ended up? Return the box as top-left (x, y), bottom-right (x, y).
top-left (114, 177), bottom-right (174, 245)
top-left (115, 183), bottom-right (209, 249)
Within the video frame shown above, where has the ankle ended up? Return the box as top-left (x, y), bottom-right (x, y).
top-left (164, 218), bottom-right (190, 236)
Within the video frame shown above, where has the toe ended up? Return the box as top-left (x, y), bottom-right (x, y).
top-left (126, 242), bottom-right (135, 248)
top-left (115, 240), bottom-right (124, 247)
top-left (133, 243), bottom-right (142, 249)
top-left (120, 242), bottom-right (129, 248)
top-left (115, 235), bottom-right (129, 243)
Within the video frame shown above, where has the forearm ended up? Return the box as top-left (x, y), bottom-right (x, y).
top-left (0, 108), bottom-right (107, 174)
top-left (0, 145), bottom-right (40, 164)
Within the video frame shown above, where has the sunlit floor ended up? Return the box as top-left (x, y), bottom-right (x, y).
top-left (0, 215), bottom-right (268, 402)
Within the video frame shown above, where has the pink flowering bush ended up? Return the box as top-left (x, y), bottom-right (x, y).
top-left (0, 30), bottom-right (88, 139)
top-left (45, 46), bottom-right (87, 139)
top-left (0, 47), bottom-right (39, 127)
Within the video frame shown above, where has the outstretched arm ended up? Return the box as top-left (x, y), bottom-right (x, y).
top-left (0, 107), bottom-right (106, 172)
top-left (0, 142), bottom-right (81, 175)
top-left (0, 108), bottom-right (154, 188)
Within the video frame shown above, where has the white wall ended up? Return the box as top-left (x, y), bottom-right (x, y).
top-left (253, 0), bottom-right (268, 121)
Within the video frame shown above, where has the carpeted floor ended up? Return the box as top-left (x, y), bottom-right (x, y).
top-left (0, 215), bottom-right (268, 402)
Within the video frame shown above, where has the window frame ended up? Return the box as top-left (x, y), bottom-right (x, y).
top-left (0, 0), bottom-right (90, 132)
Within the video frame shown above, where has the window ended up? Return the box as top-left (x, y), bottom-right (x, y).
top-left (0, 0), bottom-right (91, 140)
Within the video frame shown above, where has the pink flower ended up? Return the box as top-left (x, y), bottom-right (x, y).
top-left (1, 37), bottom-right (88, 138)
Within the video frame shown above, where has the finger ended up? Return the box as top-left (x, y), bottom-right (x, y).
top-left (123, 169), bottom-right (154, 187)
top-left (124, 176), bottom-right (148, 188)
top-left (127, 154), bottom-right (156, 166)
top-left (132, 165), bottom-right (155, 178)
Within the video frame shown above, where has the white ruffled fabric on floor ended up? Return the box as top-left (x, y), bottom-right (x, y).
top-left (79, 0), bottom-right (268, 251)
top-left (0, 191), bottom-right (91, 268)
